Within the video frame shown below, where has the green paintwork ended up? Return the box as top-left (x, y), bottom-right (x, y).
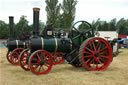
top-left (31, 37), bottom-right (71, 53)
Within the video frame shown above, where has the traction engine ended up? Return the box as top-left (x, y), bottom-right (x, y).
top-left (7, 16), bottom-right (29, 65)
top-left (19, 8), bottom-right (113, 75)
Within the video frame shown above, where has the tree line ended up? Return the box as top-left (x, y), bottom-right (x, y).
top-left (0, 0), bottom-right (128, 39)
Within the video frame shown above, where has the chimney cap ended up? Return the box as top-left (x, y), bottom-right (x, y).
top-left (33, 8), bottom-right (40, 11)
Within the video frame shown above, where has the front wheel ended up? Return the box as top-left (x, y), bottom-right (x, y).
top-left (28, 50), bottom-right (53, 75)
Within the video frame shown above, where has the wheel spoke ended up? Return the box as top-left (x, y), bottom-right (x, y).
top-left (100, 46), bottom-right (108, 52)
top-left (83, 50), bottom-right (91, 54)
top-left (88, 58), bottom-right (94, 66)
top-left (96, 40), bottom-right (100, 50)
top-left (37, 54), bottom-right (41, 60)
top-left (38, 65), bottom-right (41, 72)
top-left (98, 43), bottom-right (102, 51)
top-left (86, 57), bottom-right (92, 63)
top-left (85, 47), bottom-right (93, 53)
top-left (101, 55), bottom-right (108, 58)
top-left (33, 64), bottom-right (40, 69)
top-left (19, 50), bottom-right (21, 54)
top-left (98, 57), bottom-right (102, 64)
top-left (15, 52), bottom-right (19, 55)
top-left (92, 40), bottom-right (96, 51)
top-left (88, 41), bottom-right (93, 51)
top-left (44, 64), bottom-right (49, 67)
top-left (99, 57), bottom-right (105, 64)
top-left (99, 51), bottom-right (106, 55)
top-left (42, 66), bottom-right (45, 71)
top-left (91, 60), bottom-right (95, 69)
top-left (96, 61), bottom-right (98, 69)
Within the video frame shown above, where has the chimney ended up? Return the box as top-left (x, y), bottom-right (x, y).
top-left (9, 16), bottom-right (14, 40)
top-left (33, 8), bottom-right (40, 36)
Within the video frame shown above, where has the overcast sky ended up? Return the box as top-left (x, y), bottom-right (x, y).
top-left (0, 0), bottom-right (128, 24)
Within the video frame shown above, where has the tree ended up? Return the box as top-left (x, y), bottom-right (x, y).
top-left (15, 15), bottom-right (31, 39)
top-left (61, 0), bottom-right (77, 32)
top-left (92, 18), bottom-right (102, 31)
top-left (45, 0), bottom-right (61, 29)
top-left (0, 20), bottom-right (9, 39)
top-left (108, 18), bottom-right (117, 31)
top-left (117, 18), bottom-right (128, 35)
top-left (39, 20), bottom-right (45, 33)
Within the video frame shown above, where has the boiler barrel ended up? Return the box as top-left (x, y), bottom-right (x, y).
top-left (7, 40), bottom-right (27, 51)
top-left (31, 37), bottom-right (72, 53)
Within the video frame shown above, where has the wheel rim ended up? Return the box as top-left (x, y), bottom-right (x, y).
top-left (11, 48), bottom-right (24, 65)
top-left (29, 50), bottom-right (53, 75)
top-left (7, 51), bottom-right (13, 64)
top-left (81, 37), bottom-right (112, 71)
top-left (19, 49), bottom-right (30, 71)
top-left (52, 53), bottom-right (65, 65)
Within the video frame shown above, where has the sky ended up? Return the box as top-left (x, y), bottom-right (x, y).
top-left (0, 0), bottom-right (128, 24)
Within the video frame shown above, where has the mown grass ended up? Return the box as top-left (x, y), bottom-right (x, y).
top-left (0, 47), bottom-right (128, 85)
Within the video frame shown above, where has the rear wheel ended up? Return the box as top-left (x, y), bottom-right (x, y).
top-left (52, 53), bottom-right (65, 65)
top-left (79, 37), bottom-right (112, 71)
top-left (10, 48), bottom-right (24, 65)
top-left (29, 50), bottom-right (53, 75)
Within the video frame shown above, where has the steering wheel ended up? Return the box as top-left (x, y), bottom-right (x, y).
top-left (70, 21), bottom-right (94, 39)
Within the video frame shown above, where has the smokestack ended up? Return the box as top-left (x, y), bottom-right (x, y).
top-left (9, 16), bottom-right (14, 40)
top-left (33, 8), bottom-right (40, 36)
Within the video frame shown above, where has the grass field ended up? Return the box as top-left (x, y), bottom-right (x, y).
top-left (0, 47), bottom-right (128, 85)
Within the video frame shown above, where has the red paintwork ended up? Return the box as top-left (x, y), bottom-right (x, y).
top-left (52, 53), bottom-right (65, 65)
top-left (6, 51), bottom-right (13, 64)
top-left (118, 35), bottom-right (127, 39)
top-left (19, 49), bottom-right (30, 71)
top-left (82, 37), bottom-right (112, 71)
top-left (10, 48), bottom-right (24, 65)
top-left (29, 50), bottom-right (53, 75)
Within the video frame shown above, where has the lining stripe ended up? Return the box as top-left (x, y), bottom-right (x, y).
top-left (54, 38), bottom-right (58, 52)
top-left (16, 40), bottom-right (18, 48)
top-left (41, 37), bottom-right (44, 49)
top-left (23, 42), bottom-right (25, 48)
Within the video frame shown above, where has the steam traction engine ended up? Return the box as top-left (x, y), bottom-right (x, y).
top-left (18, 8), bottom-right (113, 75)
top-left (18, 8), bottom-right (65, 71)
top-left (7, 16), bottom-right (28, 65)
top-left (7, 9), bottom-right (64, 66)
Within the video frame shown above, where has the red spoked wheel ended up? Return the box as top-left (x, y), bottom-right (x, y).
top-left (19, 49), bottom-right (30, 71)
top-left (10, 48), bottom-right (24, 65)
top-left (6, 51), bottom-right (13, 64)
top-left (79, 37), bottom-right (112, 71)
top-left (52, 53), bottom-right (65, 65)
top-left (29, 50), bottom-right (53, 75)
